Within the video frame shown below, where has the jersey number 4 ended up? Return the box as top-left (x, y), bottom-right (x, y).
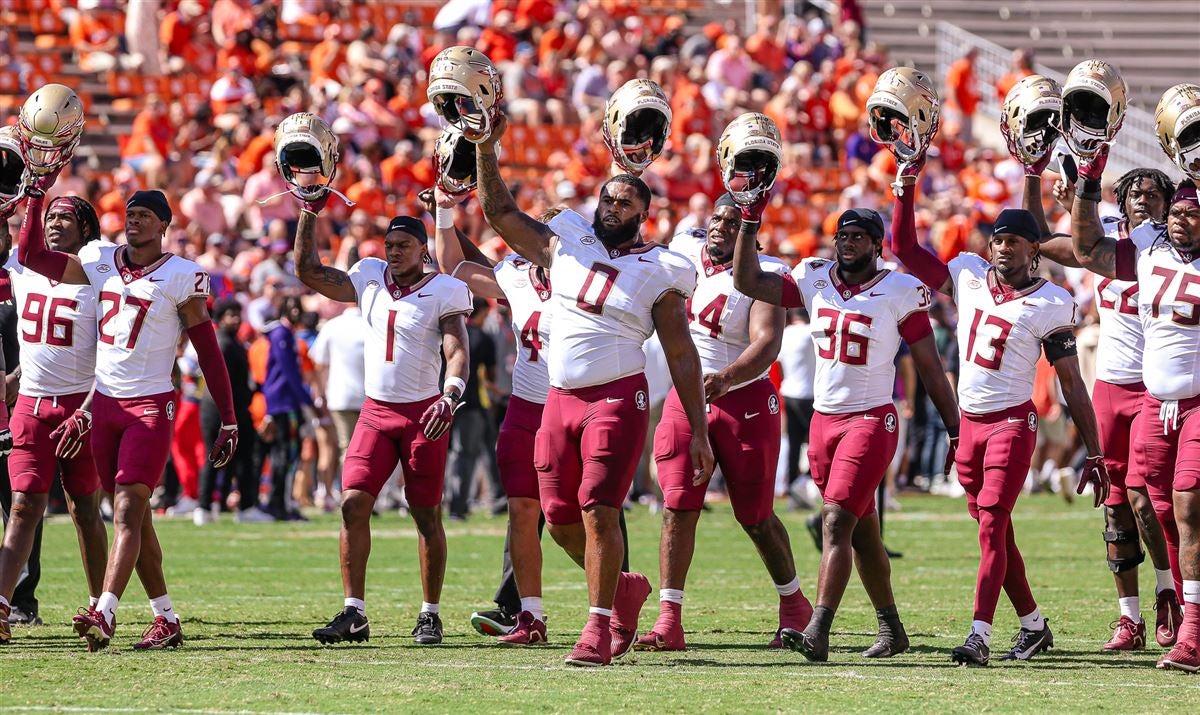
top-left (21, 293), bottom-right (77, 347)
top-left (816, 308), bottom-right (872, 365)
top-left (520, 311), bottom-right (543, 362)
top-left (98, 292), bottom-right (152, 349)
top-left (687, 294), bottom-right (728, 337)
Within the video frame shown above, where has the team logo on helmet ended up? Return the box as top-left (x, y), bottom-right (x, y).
top-left (602, 79), bottom-right (672, 174)
top-left (427, 46), bottom-right (503, 143)
top-left (768, 394), bottom-right (780, 415)
top-left (635, 390), bottom-right (648, 411)
top-left (884, 413), bottom-right (897, 433)
top-left (273, 112), bottom-right (342, 202)
top-left (1155, 83), bottom-right (1200, 180)
top-left (717, 113), bottom-right (783, 205)
top-left (1001, 75), bottom-right (1063, 167)
top-left (867, 67), bottom-right (940, 166)
top-left (0, 126), bottom-right (28, 217)
top-left (18, 83), bottom-right (85, 177)
top-left (1059, 59), bottom-right (1126, 159)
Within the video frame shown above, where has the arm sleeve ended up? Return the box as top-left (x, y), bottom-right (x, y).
top-left (188, 321), bottom-right (236, 424)
top-left (16, 193), bottom-right (70, 281)
top-left (889, 190), bottom-right (951, 290)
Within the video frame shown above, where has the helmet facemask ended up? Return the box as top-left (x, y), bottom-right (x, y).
top-left (607, 107), bottom-right (670, 173)
top-left (434, 129), bottom-right (482, 197)
top-left (277, 140), bottom-right (337, 202)
top-left (0, 136), bottom-right (27, 215)
top-left (724, 149), bottom-right (779, 204)
top-left (869, 104), bottom-right (926, 164)
top-left (1062, 91), bottom-right (1118, 158)
top-left (1010, 107), bottom-right (1061, 166)
top-left (1176, 121), bottom-right (1200, 180)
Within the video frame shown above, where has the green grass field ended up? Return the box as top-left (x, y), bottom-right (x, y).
top-left (1, 494), bottom-right (1196, 714)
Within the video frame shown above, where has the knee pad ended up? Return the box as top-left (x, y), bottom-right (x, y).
top-left (1102, 529), bottom-right (1145, 573)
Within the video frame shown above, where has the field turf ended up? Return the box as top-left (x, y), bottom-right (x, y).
top-left (1, 494), bottom-right (1197, 713)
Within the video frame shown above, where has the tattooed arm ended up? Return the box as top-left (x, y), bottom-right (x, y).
top-left (475, 113), bottom-right (556, 268)
top-left (1023, 174), bottom-right (1081, 268)
top-left (294, 207), bottom-right (357, 302)
top-left (1070, 191), bottom-right (1121, 280)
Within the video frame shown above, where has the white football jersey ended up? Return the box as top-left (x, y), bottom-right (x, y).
top-left (1119, 223), bottom-right (1200, 401)
top-left (672, 229), bottom-right (788, 390)
top-left (349, 258), bottom-right (472, 403)
top-left (492, 254), bottom-right (552, 403)
top-left (787, 258), bottom-right (932, 414)
top-left (950, 253), bottom-right (1078, 413)
top-left (1093, 216), bottom-right (1153, 385)
top-left (5, 249), bottom-right (97, 396)
top-left (544, 209), bottom-right (696, 389)
top-left (80, 243), bottom-right (209, 399)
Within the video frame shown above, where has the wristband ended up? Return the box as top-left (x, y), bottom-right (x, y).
top-left (1077, 179), bottom-right (1102, 202)
top-left (443, 376), bottom-right (466, 397)
top-left (436, 207), bottom-right (455, 230)
top-left (946, 424), bottom-right (959, 440)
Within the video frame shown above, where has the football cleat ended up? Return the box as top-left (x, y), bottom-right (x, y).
top-left (0, 603), bottom-right (9, 644)
top-left (496, 611), bottom-right (548, 646)
top-left (73, 607), bottom-right (113, 652)
top-left (1156, 83), bottom-right (1200, 181)
top-left (717, 112), bottom-right (783, 205)
top-left (602, 78), bottom-right (672, 174)
top-left (863, 618), bottom-right (909, 658)
top-left (635, 623), bottom-right (687, 652)
top-left (610, 572), bottom-right (652, 660)
top-left (0, 126), bottom-right (28, 217)
top-left (1155, 589), bottom-right (1184, 647)
top-left (412, 611), bottom-right (443, 645)
top-left (780, 626), bottom-right (828, 662)
top-left (566, 620), bottom-right (611, 667)
top-left (950, 632), bottom-right (991, 666)
top-left (866, 66), bottom-right (940, 165)
top-left (1102, 616), bottom-right (1146, 651)
top-left (1059, 59), bottom-right (1126, 159)
top-left (133, 616), bottom-right (184, 650)
top-left (470, 606), bottom-right (517, 637)
top-left (773, 594), bottom-right (814, 649)
top-left (1001, 74), bottom-right (1063, 168)
top-left (1001, 620), bottom-right (1054, 661)
top-left (427, 46), bottom-right (503, 142)
top-left (18, 83), bottom-right (84, 176)
top-left (1158, 638), bottom-right (1200, 673)
top-left (7, 603), bottom-right (41, 626)
top-left (274, 112), bottom-right (341, 202)
top-left (312, 607), bottom-right (370, 645)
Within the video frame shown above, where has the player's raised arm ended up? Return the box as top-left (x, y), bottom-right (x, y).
top-left (423, 187), bottom-right (505, 301)
top-left (475, 114), bottom-right (555, 268)
top-left (294, 194), bottom-right (356, 303)
top-left (19, 180), bottom-right (88, 285)
top-left (731, 195), bottom-right (793, 306)
top-left (889, 172), bottom-right (952, 296)
top-left (179, 296), bottom-right (239, 467)
top-left (1046, 328), bottom-right (1109, 507)
top-left (1070, 145), bottom-right (1122, 280)
top-left (653, 292), bottom-right (715, 485)
top-left (1023, 172), bottom-right (1082, 268)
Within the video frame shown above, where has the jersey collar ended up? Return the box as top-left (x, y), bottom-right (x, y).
top-left (115, 245), bottom-right (172, 284)
top-left (701, 245), bottom-right (732, 276)
top-left (831, 265), bottom-right (888, 299)
top-left (986, 267), bottom-right (1044, 304)
top-left (385, 270), bottom-right (435, 299)
top-left (601, 240), bottom-right (658, 259)
top-left (529, 265), bottom-right (552, 301)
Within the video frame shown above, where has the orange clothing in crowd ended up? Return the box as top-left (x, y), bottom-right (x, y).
top-left (515, 0), bottom-right (556, 27)
top-left (122, 110), bottom-right (173, 159)
top-left (745, 31), bottom-right (785, 75)
top-left (237, 133), bottom-right (274, 178)
top-left (345, 181), bottom-right (387, 217)
top-left (309, 39), bottom-right (346, 86)
top-left (938, 214), bottom-right (972, 264)
top-left (996, 69), bottom-right (1034, 102)
top-left (478, 27), bottom-right (517, 64)
top-left (160, 12), bottom-right (194, 58)
top-left (946, 57), bottom-right (980, 115)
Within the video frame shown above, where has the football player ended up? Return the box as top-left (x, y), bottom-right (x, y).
top-left (297, 193), bottom-right (471, 647)
top-left (0, 194), bottom-right (108, 645)
top-left (890, 163), bottom-right (1108, 666)
top-left (476, 112), bottom-right (713, 666)
top-left (733, 197), bottom-right (960, 662)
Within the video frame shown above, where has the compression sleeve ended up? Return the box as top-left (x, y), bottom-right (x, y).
top-left (188, 321), bottom-right (237, 424)
top-left (889, 190), bottom-right (951, 290)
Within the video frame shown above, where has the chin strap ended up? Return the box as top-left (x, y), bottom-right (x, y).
top-left (258, 185), bottom-right (356, 208)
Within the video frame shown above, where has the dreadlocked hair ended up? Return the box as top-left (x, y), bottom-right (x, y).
top-left (1114, 168), bottom-right (1173, 223)
top-left (45, 196), bottom-right (101, 244)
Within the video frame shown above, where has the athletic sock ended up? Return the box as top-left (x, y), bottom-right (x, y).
top-left (806, 605), bottom-right (834, 637)
top-left (588, 606), bottom-right (613, 618)
top-left (875, 604), bottom-right (902, 628)
top-left (420, 602), bottom-right (439, 615)
top-left (1157, 569), bottom-right (1177, 594)
top-left (96, 592), bottom-right (119, 626)
top-left (660, 588), bottom-right (685, 604)
top-left (344, 597), bottom-right (366, 617)
top-left (970, 619), bottom-right (992, 647)
top-left (1118, 596), bottom-right (1140, 622)
top-left (1183, 580), bottom-right (1200, 606)
top-left (775, 577), bottom-right (801, 597)
top-left (149, 594), bottom-right (178, 624)
top-left (519, 596), bottom-right (544, 621)
top-left (1018, 606), bottom-right (1044, 632)
top-left (89, 596), bottom-right (99, 609)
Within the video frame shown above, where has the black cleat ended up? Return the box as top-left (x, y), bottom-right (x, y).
top-left (806, 514), bottom-right (823, 552)
top-left (312, 607), bottom-right (370, 645)
top-left (781, 626), bottom-right (828, 662)
top-left (863, 619), bottom-right (909, 658)
top-left (413, 611), bottom-right (443, 645)
top-left (1001, 620), bottom-right (1053, 661)
top-left (470, 606), bottom-right (517, 636)
top-left (951, 632), bottom-right (991, 666)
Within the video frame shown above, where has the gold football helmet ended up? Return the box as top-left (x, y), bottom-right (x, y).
top-left (601, 78), bottom-right (672, 174)
top-left (427, 46), bottom-right (503, 142)
top-left (434, 125), bottom-right (501, 197)
top-left (716, 112), bottom-right (783, 205)
top-left (1156, 83), bottom-right (1200, 181)
top-left (1060, 59), bottom-right (1126, 159)
top-left (1001, 75), bottom-right (1063, 167)
top-left (866, 67), bottom-right (940, 164)
top-left (18, 83), bottom-right (85, 176)
top-left (0, 126), bottom-right (27, 216)
top-left (273, 112), bottom-right (340, 201)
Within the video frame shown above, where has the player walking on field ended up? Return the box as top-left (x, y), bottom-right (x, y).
top-left (20, 179), bottom-right (239, 652)
top-left (0, 196), bottom-right (108, 644)
top-left (734, 195), bottom-right (961, 662)
top-left (477, 112), bottom-right (714, 666)
top-left (296, 193), bottom-right (472, 647)
top-left (636, 194), bottom-right (813, 652)
top-left (890, 162), bottom-right (1109, 666)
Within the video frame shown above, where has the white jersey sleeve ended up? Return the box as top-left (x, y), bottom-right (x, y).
top-left (1130, 223), bottom-right (1200, 400)
top-left (493, 254), bottom-right (552, 403)
top-left (351, 259), bottom-right (471, 403)
top-left (5, 250), bottom-right (97, 396)
top-left (1093, 217), bottom-right (1151, 385)
top-left (544, 208), bottom-right (696, 389)
top-left (952, 252), bottom-right (1078, 413)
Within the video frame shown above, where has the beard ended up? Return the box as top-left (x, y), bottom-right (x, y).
top-left (593, 208), bottom-right (641, 247)
top-left (837, 250), bottom-right (876, 276)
